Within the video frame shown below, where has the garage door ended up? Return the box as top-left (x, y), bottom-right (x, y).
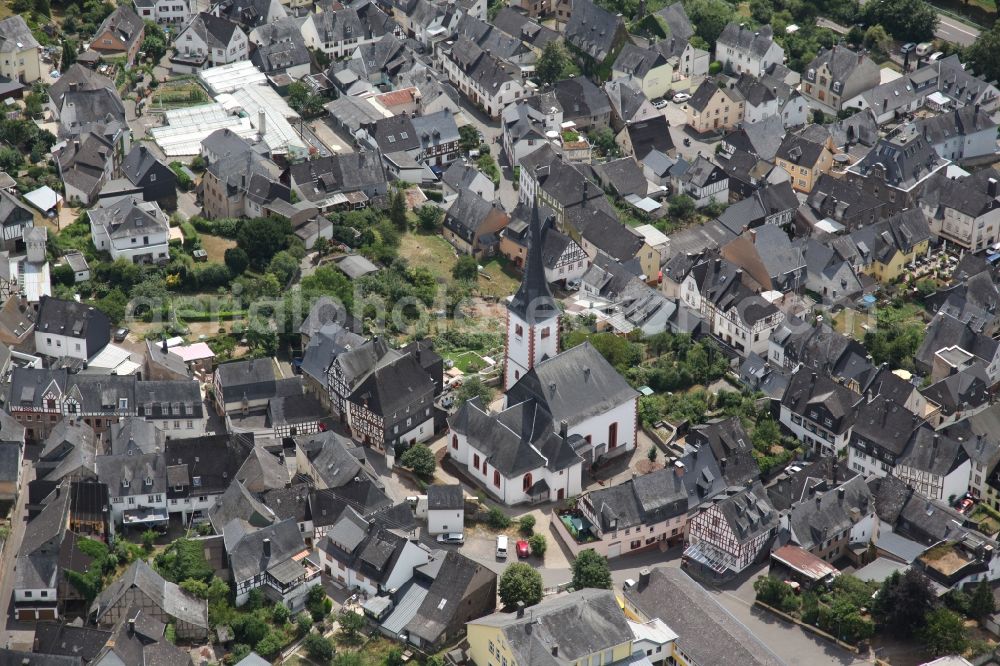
top-left (37, 609), bottom-right (56, 620)
top-left (608, 542), bottom-right (621, 558)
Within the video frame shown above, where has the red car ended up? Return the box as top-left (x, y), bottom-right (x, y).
top-left (958, 498), bottom-right (974, 513)
top-left (516, 540), bottom-right (530, 558)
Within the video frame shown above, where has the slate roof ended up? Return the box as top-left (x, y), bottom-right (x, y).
top-left (805, 46), bottom-right (876, 89)
top-left (614, 43), bottom-right (668, 79)
top-left (922, 171), bottom-right (998, 219)
top-left (850, 126), bottom-right (944, 191)
top-left (288, 152), bottom-right (387, 201)
top-left (443, 190), bottom-right (505, 243)
top-left (623, 115), bottom-right (674, 160)
top-left (687, 78), bottom-right (723, 113)
top-left (472, 589), bottom-right (633, 665)
top-left (786, 475), bottom-right (872, 550)
top-left (449, 397), bottom-right (584, 477)
top-left (780, 366), bottom-right (861, 434)
top-left (49, 64), bottom-right (115, 109)
top-left (187, 12), bottom-right (243, 49)
top-left (348, 353), bottom-right (435, 425)
top-left (508, 201), bottom-right (559, 325)
top-left (229, 517), bottom-right (308, 583)
top-left (427, 484), bottom-right (463, 510)
top-left (507, 342), bottom-right (638, 430)
top-left (36, 296), bottom-right (110, 343)
top-left (850, 395), bottom-right (924, 459)
top-left (0, 16), bottom-right (39, 53)
top-left (916, 312), bottom-right (999, 374)
top-left (564, 0), bottom-right (625, 62)
top-left (92, 560), bottom-right (208, 631)
top-left (687, 416), bottom-right (758, 487)
top-left (89, 195), bottom-right (169, 241)
top-left (33, 622), bottom-right (111, 663)
top-left (492, 8), bottom-right (558, 49)
top-left (553, 77), bottom-right (612, 121)
top-left (321, 517), bottom-right (420, 585)
top-left (655, 2), bottom-right (694, 41)
top-left (94, 6), bottom-right (145, 52)
top-left (898, 427), bottom-right (970, 477)
top-left (404, 550), bottom-right (493, 645)
top-left (92, 605), bottom-right (193, 666)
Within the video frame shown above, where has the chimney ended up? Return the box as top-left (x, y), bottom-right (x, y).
top-left (815, 493), bottom-right (822, 507)
top-left (127, 617), bottom-right (136, 636)
top-left (69, 81), bottom-right (78, 92)
top-left (837, 487), bottom-right (845, 501)
top-left (161, 339), bottom-right (168, 354)
top-left (674, 460), bottom-right (685, 477)
top-left (258, 108), bottom-right (266, 137)
top-left (559, 420), bottom-right (568, 438)
top-left (988, 178), bottom-right (998, 198)
top-left (638, 568), bottom-right (651, 590)
top-left (551, 646), bottom-right (559, 657)
top-left (263, 537), bottom-right (271, 558)
top-left (517, 601), bottom-right (525, 618)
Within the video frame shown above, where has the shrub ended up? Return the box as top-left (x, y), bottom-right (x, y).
top-left (519, 515), bottom-right (536, 535)
top-left (399, 444), bottom-right (436, 479)
top-left (272, 604), bottom-right (290, 625)
top-left (487, 506), bottom-right (511, 530)
top-left (528, 533), bottom-right (547, 557)
top-left (304, 633), bottom-right (334, 663)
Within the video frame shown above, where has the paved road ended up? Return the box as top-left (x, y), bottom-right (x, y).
top-left (1, 459), bottom-right (35, 651)
top-left (935, 13), bottom-right (981, 47)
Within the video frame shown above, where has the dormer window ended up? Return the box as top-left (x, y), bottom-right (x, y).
top-left (119, 398), bottom-right (128, 410)
top-left (145, 476), bottom-right (153, 486)
top-left (122, 478), bottom-right (130, 488)
top-left (193, 476), bottom-right (202, 487)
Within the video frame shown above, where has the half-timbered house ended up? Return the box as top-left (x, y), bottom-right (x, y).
top-left (683, 482), bottom-right (779, 578)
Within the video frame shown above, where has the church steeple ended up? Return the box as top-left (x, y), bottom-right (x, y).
top-left (504, 201), bottom-right (560, 391)
top-left (507, 201), bottom-right (559, 325)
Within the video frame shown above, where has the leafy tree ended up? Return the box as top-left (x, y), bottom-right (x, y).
top-left (53, 263), bottom-right (76, 286)
top-left (873, 569), bottom-right (936, 635)
top-left (190, 155), bottom-right (207, 172)
top-left (287, 82), bottom-right (310, 111)
top-left (237, 217), bottom-right (291, 271)
top-left (453, 255), bottom-right (479, 281)
top-left (863, 24), bottom-right (893, 57)
top-left (416, 205), bottom-right (443, 232)
top-left (232, 615), bottom-right (269, 646)
top-left (255, 631), bottom-right (285, 660)
top-left (62, 39), bottom-right (78, 69)
top-left (268, 250), bottom-right (300, 285)
top-left (304, 633), bottom-right (334, 663)
top-left (455, 375), bottom-right (495, 407)
top-left (141, 21), bottom-right (168, 61)
top-left (528, 533), bottom-right (547, 557)
top-left (967, 20), bottom-right (1000, 84)
top-left (459, 125), bottom-right (481, 153)
top-left (224, 247), bottom-right (250, 276)
top-left (334, 654), bottom-right (364, 666)
top-left (970, 581), bottom-right (996, 620)
top-left (587, 128), bottom-right (620, 157)
top-left (562, 331), bottom-right (641, 374)
top-left (647, 446), bottom-right (658, 462)
top-left (862, 0), bottom-right (937, 42)
top-left (749, 0), bottom-right (772, 23)
top-left (389, 189), bottom-right (408, 231)
top-left (537, 41), bottom-right (571, 85)
top-left (944, 588), bottom-right (971, 616)
top-left (571, 549), bottom-right (612, 590)
top-left (519, 515), bottom-right (536, 535)
top-left (399, 444), bottom-right (436, 478)
top-left (686, 0), bottom-right (735, 44)
top-left (296, 611), bottom-right (314, 637)
top-left (272, 603), bottom-right (290, 625)
top-left (668, 194), bottom-right (696, 222)
top-left (499, 563), bottom-right (544, 607)
top-left (751, 419), bottom-right (781, 453)
top-left (385, 648), bottom-right (405, 666)
top-left (921, 608), bottom-right (968, 656)
top-left (337, 609), bottom-right (366, 641)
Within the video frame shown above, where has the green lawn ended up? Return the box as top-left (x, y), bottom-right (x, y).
top-left (399, 231), bottom-right (457, 285)
top-left (443, 350), bottom-right (489, 373)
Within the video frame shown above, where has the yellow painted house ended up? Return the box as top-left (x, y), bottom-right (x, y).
top-left (467, 589), bottom-right (635, 666)
top-left (841, 208), bottom-right (931, 284)
top-left (612, 43), bottom-right (674, 101)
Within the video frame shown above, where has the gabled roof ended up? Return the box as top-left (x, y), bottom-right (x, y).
top-left (186, 12), bottom-right (244, 49)
top-left (564, 0), bottom-right (625, 62)
top-left (229, 517), bottom-right (307, 583)
top-left (94, 6), bottom-right (144, 51)
top-left (613, 43), bottom-right (667, 79)
top-left (0, 16), bottom-right (39, 53)
top-left (553, 77), bottom-right (611, 120)
top-left (717, 23), bottom-right (778, 59)
top-left (655, 2), bottom-right (694, 42)
top-left (687, 416), bottom-right (758, 487)
top-left (91, 560), bottom-right (208, 630)
top-left (623, 115), bottom-right (674, 160)
top-left (36, 296), bottom-right (110, 342)
top-left (470, 589), bottom-right (633, 665)
top-left (506, 342), bottom-right (639, 428)
top-left (787, 475), bottom-right (872, 550)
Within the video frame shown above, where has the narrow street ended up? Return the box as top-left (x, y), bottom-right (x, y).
top-left (0, 458), bottom-right (35, 651)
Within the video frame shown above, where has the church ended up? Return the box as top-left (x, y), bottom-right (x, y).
top-left (448, 203), bottom-right (640, 505)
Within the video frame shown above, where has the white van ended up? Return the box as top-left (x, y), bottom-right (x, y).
top-left (496, 535), bottom-right (508, 559)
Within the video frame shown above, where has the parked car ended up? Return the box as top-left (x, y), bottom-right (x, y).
top-left (916, 42), bottom-right (933, 57)
top-left (496, 535), bottom-right (508, 559)
top-left (958, 498), bottom-right (974, 514)
top-left (437, 533), bottom-right (465, 545)
top-left (900, 42), bottom-right (916, 54)
top-left (672, 92), bottom-right (691, 103)
top-left (113, 327), bottom-right (129, 343)
top-left (929, 51), bottom-right (945, 62)
top-left (516, 540), bottom-right (530, 558)
top-left (652, 98), bottom-right (668, 109)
